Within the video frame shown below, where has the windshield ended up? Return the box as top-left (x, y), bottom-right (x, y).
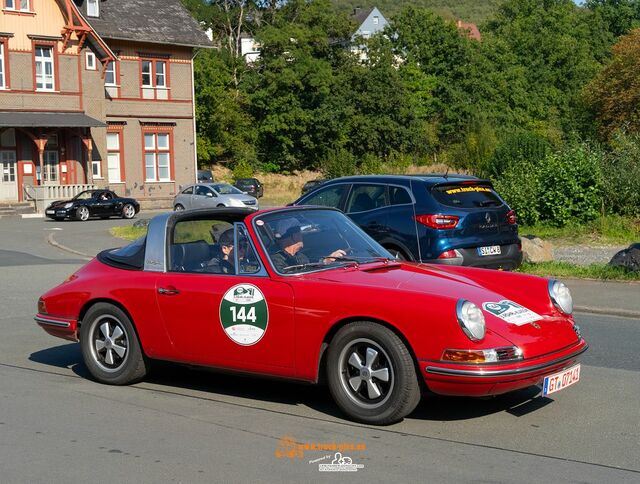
top-left (73, 191), bottom-right (94, 200)
top-left (213, 183), bottom-right (244, 195)
top-left (254, 209), bottom-right (393, 274)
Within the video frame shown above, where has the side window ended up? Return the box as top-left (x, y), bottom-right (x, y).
top-left (170, 219), bottom-right (232, 273)
top-left (389, 186), bottom-right (412, 205)
top-left (182, 186), bottom-right (194, 195)
top-left (236, 224), bottom-right (262, 275)
top-left (195, 186), bottom-right (212, 197)
top-left (345, 184), bottom-right (387, 213)
top-left (301, 184), bottom-right (346, 208)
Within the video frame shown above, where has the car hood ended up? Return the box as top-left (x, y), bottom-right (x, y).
top-left (48, 199), bottom-right (75, 208)
top-left (304, 262), bottom-right (579, 356)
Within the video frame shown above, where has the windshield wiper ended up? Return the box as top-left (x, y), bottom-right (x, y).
top-left (281, 262), bottom-right (327, 273)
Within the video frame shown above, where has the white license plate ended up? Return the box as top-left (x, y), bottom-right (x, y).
top-left (46, 210), bottom-right (54, 215)
top-left (542, 364), bottom-right (580, 396)
top-left (477, 245), bottom-right (501, 256)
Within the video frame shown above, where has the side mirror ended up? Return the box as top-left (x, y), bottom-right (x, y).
top-left (206, 192), bottom-right (213, 198)
top-left (242, 191), bottom-right (249, 195)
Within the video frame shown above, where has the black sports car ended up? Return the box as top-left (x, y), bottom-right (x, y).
top-left (45, 190), bottom-right (140, 221)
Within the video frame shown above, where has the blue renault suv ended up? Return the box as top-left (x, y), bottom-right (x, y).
top-left (293, 174), bottom-right (522, 269)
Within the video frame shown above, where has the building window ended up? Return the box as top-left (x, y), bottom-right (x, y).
top-left (85, 51), bottom-right (96, 70)
top-left (87, 0), bottom-right (99, 17)
top-left (35, 46), bottom-right (55, 91)
top-left (106, 132), bottom-right (122, 183)
top-left (144, 131), bottom-right (171, 182)
top-left (373, 16), bottom-right (379, 25)
top-left (105, 61), bottom-right (116, 85)
top-left (91, 159), bottom-right (101, 179)
top-left (141, 59), bottom-right (169, 100)
top-left (0, 42), bottom-right (5, 89)
top-left (5, 0), bottom-right (30, 11)
top-left (43, 151), bottom-right (59, 183)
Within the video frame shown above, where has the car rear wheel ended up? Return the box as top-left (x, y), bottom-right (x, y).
top-left (174, 204), bottom-right (185, 211)
top-left (122, 203), bottom-right (136, 219)
top-left (80, 303), bottom-right (148, 385)
top-left (327, 321), bottom-right (421, 425)
top-left (76, 206), bottom-right (90, 221)
top-left (217, 204), bottom-right (226, 208)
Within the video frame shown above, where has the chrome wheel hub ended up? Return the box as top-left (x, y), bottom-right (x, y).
top-left (338, 338), bottom-right (394, 409)
top-left (90, 317), bottom-right (129, 372)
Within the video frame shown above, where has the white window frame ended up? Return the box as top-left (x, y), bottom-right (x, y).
top-left (104, 61), bottom-right (116, 86)
top-left (106, 132), bottom-right (121, 183)
top-left (85, 51), bottom-right (96, 70)
top-left (155, 61), bottom-right (166, 88)
top-left (373, 16), bottom-right (379, 25)
top-left (5, 0), bottom-right (30, 11)
top-left (91, 159), bottom-right (102, 179)
top-left (87, 0), bottom-right (99, 17)
top-left (35, 46), bottom-right (55, 92)
top-left (43, 150), bottom-right (59, 183)
top-left (1, 150), bottom-right (17, 183)
top-left (0, 42), bottom-right (5, 89)
top-left (144, 132), bottom-right (171, 182)
top-left (141, 60), bottom-right (152, 87)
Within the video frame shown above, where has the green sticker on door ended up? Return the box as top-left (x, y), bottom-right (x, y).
top-left (220, 284), bottom-right (269, 345)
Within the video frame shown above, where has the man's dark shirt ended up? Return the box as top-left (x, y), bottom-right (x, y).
top-left (271, 249), bottom-right (310, 272)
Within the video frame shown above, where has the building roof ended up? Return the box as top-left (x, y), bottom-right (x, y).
top-left (350, 7), bottom-right (375, 27)
top-left (456, 20), bottom-right (482, 41)
top-left (0, 112), bottom-right (106, 128)
top-left (73, 0), bottom-right (212, 49)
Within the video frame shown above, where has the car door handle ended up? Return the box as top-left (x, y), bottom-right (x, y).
top-left (158, 287), bottom-right (180, 296)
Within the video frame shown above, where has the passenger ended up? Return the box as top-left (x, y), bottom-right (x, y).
top-left (204, 228), bottom-right (235, 274)
top-left (270, 218), bottom-right (345, 272)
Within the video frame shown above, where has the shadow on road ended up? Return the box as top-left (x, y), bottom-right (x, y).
top-left (29, 343), bottom-right (553, 423)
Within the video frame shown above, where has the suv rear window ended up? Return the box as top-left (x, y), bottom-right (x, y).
top-left (431, 184), bottom-right (502, 208)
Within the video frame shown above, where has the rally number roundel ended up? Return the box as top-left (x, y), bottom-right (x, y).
top-left (219, 284), bottom-right (269, 345)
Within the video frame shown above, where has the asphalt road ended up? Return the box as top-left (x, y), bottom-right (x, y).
top-left (0, 217), bottom-right (639, 483)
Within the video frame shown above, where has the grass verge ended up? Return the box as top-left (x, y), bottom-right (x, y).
top-left (520, 216), bottom-right (640, 246)
top-left (110, 226), bottom-right (146, 241)
top-left (518, 261), bottom-right (640, 281)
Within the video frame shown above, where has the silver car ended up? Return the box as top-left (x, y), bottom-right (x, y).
top-left (173, 183), bottom-right (259, 211)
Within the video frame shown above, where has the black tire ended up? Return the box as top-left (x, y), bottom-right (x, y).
top-left (327, 321), bottom-right (421, 425)
top-left (174, 204), bottom-right (185, 211)
top-left (216, 204), bottom-right (225, 208)
top-left (80, 303), bottom-right (148, 385)
top-left (386, 247), bottom-right (407, 261)
top-left (76, 206), bottom-right (90, 221)
top-left (122, 203), bottom-right (136, 219)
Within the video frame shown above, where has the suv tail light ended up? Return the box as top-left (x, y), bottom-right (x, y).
top-left (438, 249), bottom-right (462, 259)
top-left (415, 214), bottom-right (460, 229)
top-left (506, 210), bottom-right (517, 225)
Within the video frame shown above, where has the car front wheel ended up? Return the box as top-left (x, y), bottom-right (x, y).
top-left (174, 204), bottom-right (185, 211)
top-left (327, 321), bottom-right (421, 425)
top-left (122, 203), bottom-right (136, 219)
top-left (76, 206), bottom-right (90, 221)
top-left (80, 303), bottom-right (148, 385)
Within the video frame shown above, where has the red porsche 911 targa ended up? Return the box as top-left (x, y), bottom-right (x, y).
top-left (36, 207), bottom-right (587, 425)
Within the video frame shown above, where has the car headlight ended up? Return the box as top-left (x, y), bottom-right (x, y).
top-left (64, 203), bottom-right (73, 209)
top-left (548, 280), bottom-right (573, 314)
top-left (456, 299), bottom-right (485, 341)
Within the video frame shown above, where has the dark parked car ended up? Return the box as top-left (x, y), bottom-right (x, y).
top-left (293, 174), bottom-right (522, 270)
top-left (234, 178), bottom-right (264, 198)
top-left (301, 178), bottom-right (327, 195)
top-left (45, 190), bottom-right (140, 222)
top-left (197, 170), bottom-right (214, 183)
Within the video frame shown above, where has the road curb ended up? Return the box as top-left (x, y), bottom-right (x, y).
top-left (574, 305), bottom-right (640, 319)
top-left (47, 233), bottom-right (92, 261)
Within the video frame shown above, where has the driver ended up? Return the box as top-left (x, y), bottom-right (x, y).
top-left (270, 218), bottom-right (345, 272)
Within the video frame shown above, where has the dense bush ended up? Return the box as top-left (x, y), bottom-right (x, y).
top-left (487, 130), bottom-right (550, 178)
top-left (537, 144), bottom-right (603, 226)
top-left (493, 141), bottom-right (603, 227)
top-left (600, 132), bottom-right (640, 217)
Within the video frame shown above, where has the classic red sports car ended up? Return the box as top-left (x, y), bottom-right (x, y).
top-left (35, 207), bottom-right (587, 425)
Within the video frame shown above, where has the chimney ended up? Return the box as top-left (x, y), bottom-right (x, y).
top-left (353, 7), bottom-right (361, 15)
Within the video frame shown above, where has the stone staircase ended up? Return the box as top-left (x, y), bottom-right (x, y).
top-left (0, 201), bottom-right (37, 219)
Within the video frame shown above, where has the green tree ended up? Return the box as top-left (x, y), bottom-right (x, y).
top-left (585, 0), bottom-right (640, 37)
top-left (585, 28), bottom-right (640, 138)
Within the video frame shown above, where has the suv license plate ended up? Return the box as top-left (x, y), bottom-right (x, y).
top-left (542, 364), bottom-right (580, 396)
top-left (478, 245), bottom-right (501, 256)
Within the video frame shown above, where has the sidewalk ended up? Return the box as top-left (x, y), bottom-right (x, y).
top-left (564, 278), bottom-right (640, 318)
